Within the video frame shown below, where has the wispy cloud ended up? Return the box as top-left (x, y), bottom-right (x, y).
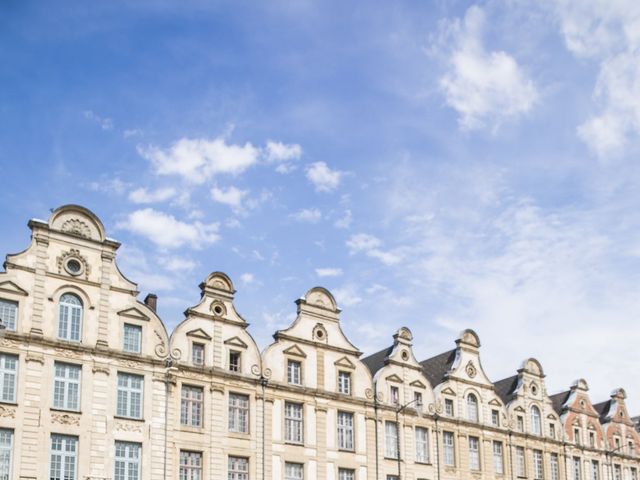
top-left (306, 162), bottom-right (343, 192)
top-left (138, 136), bottom-right (260, 184)
top-left (315, 267), bottom-right (343, 277)
top-left (210, 185), bottom-right (249, 212)
top-left (550, 0), bottom-right (640, 157)
top-left (83, 110), bottom-right (113, 130)
top-left (434, 5), bottom-right (537, 131)
top-left (290, 208), bottom-right (322, 223)
top-left (346, 233), bottom-right (402, 265)
top-left (265, 140), bottom-right (302, 173)
top-left (117, 208), bottom-right (220, 249)
top-left (129, 186), bottom-right (176, 204)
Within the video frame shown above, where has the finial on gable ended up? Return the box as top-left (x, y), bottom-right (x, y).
top-left (200, 272), bottom-right (236, 300)
top-left (296, 286), bottom-right (340, 320)
top-left (456, 328), bottom-right (481, 349)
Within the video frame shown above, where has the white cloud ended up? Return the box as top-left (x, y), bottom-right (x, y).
top-left (138, 136), bottom-right (260, 184)
top-left (129, 187), bottom-right (176, 204)
top-left (158, 256), bottom-right (197, 273)
top-left (315, 268), bottom-right (343, 277)
top-left (123, 129), bottom-right (142, 138)
top-left (333, 285), bottom-right (363, 307)
top-left (210, 185), bottom-right (249, 211)
top-left (85, 178), bottom-right (129, 195)
top-left (306, 162), bottom-right (343, 192)
top-left (551, 0), bottom-right (640, 157)
top-left (83, 110), bottom-right (113, 130)
top-left (265, 141), bottom-right (302, 163)
top-left (290, 208), bottom-right (322, 223)
top-left (346, 233), bottom-right (402, 265)
top-left (436, 5), bottom-right (537, 131)
top-left (240, 273), bottom-right (255, 285)
top-left (118, 208), bottom-right (220, 249)
top-left (334, 209), bottom-right (353, 229)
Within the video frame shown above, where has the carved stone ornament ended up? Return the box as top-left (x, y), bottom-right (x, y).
top-left (115, 421), bottom-right (143, 433)
top-left (210, 300), bottom-right (227, 317)
top-left (61, 218), bottom-right (92, 239)
top-left (56, 249), bottom-right (91, 279)
top-left (52, 412), bottom-right (80, 426)
top-left (0, 338), bottom-right (18, 348)
top-left (312, 323), bottom-right (328, 343)
top-left (54, 348), bottom-right (83, 359)
top-left (0, 405), bottom-right (16, 418)
top-left (466, 361), bottom-right (477, 378)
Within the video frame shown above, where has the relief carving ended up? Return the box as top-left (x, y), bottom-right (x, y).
top-left (115, 421), bottom-right (143, 433)
top-left (0, 405), bottom-right (16, 418)
top-left (60, 218), bottom-right (92, 239)
top-left (52, 412), bottom-right (80, 426)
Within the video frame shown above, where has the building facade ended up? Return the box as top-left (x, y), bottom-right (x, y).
top-left (0, 204), bottom-right (638, 480)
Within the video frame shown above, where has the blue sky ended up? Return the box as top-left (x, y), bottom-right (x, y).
top-left (2, 1), bottom-right (640, 411)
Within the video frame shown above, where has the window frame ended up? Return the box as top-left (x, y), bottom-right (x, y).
top-left (0, 299), bottom-right (17, 331)
top-left (287, 359), bottom-right (302, 386)
top-left (228, 392), bottom-right (249, 434)
top-left (53, 362), bottom-right (81, 412)
top-left (284, 462), bottom-right (304, 480)
top-left (191, 343), bottom-right (205, 367)
top-left (122, 323), bottom-right (142, 354)
top-left (228, 351), bottom-right (241, 373)
top-left (179, 450), bottom-right (202, 480)
top-left (116, 372), bottom-right (144, 419)
top-left (531, 405), bottom-right (542, 436)
top-left (468, 436), bottom-right (480, 471)
top-left (466, 393), bottom-right (479, 422)
top-left (0, 428), bottom-right (13, 480)
top-left (114, 441), bottom-right (141, 480)
top-left (180, 384), bottom-right (204, 428)
top-left (228, 456), bottom-right (248, 480)
top-left (415, 426), bottom-right (429, 464)
top-left (493, 441), bottom-right (504, 475)
top-left (443, 431), bottom-right (455, 467)
top-left (385, 421), bottom-right (399, 459)
top-left (57, 293), bottom-right (83, 342)
top-left (50, 434), bottom-right (78, 480)
top-left (0, 354), bottom-right (18, 404)
top-left (337, 411), bottom-right (354, 451)
top-left (284, 401), bottom-right (304, 444)
top-left (337, 370), bottom-right (351, 395)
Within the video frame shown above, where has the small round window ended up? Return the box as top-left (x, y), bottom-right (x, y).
top-left (401, 350), bottom-right (409, 361)
top-left (65, 258), bottom-right (83, 276)
top-left (531, 385), bottom-right (538, 395)
top-left (316, 330), bottom-right (324, 339)
top-left (213, 304), bottom-right (224, 315)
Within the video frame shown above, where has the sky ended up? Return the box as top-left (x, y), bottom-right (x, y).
top-left (1, 0), bottom-right (640, 412)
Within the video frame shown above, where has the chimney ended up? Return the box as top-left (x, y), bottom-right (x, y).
top-left (144, 293), bottom-right (158, 312)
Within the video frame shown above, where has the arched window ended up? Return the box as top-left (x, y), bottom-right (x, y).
top-left (58, 293), bottom-right (82, 342)
top-left (531, 405), bottom-right (542, 435)
top-left (467, 393), bottom-right (479, 422)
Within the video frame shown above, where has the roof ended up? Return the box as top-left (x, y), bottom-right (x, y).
top-left (493, 375), bottom-right (519, 405)
top-left (592, 400), bottom-right (611, 422)
top-left (361, 345), bottom-right (393, 376)
top-left (420, 349), bottom-right (456, 387)
top-left (549, 390), bottom-right (571, 415)
top-left (632, 416), bottom-right (640, 432)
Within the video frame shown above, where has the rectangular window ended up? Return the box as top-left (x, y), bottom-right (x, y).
top-left (228, 393), bottom-right (249, 433)
top-left (493, 441), bottom-right (503, 475)
top-left (574, 428), bottom-right (581, 445)
top-left (415, 427), bottom-right (429, 463)
top-left (550, 423), bottom-right (556, 439)
top-left (0, 300), bottom-right (17, 331)
top-left (516, 446), bottom-right (526, 477)
top-left (229, 351), bottom-right (241, 372)
top-left (491, 409), bottom-right (500, 426)
top-left (444, 398), bottom-right (454, 417)
top-left (469, 436), bottom-right (480, 471)
top-left (287, 360), bottom-right (301, 385)
top-left (443, 431), bottom-right (455, 467)
top-left (629, 441), bottom-right (635, 455)
top-left (338, 469), bottom-right (355, 480)
top-left (50, 434), bottom-right (78, 480)
top-left (123, 324), bottom-right (141, 353)
top-left (390, 386), bottom-right (399, 405)
top-left (117, 372), bottom-right (143, 419)
top-left (385, 421), bottom-right (399, 459)
top-left (284, 462), bottom-right (303, 480)
top-left (337, 411), bottom-right (354, 451)
top-left (614, 465), bottom-right (621, 480)
top-left (192, 343), bottom-right (204, 366)
top-left (414, 391), bottom-right (423, 407)
top-left (631, 468), bottom-right (637, 480)
top-left (228, 456), bottom-right (248, 480)
top-left (53, 362), bottom-right (81, 411)
top-left (0, 354), bottom-right (17, 403)
top-left (574, 457), bottom-right (582, 480)
top-left (517, 416), bottom-right (525, 432)
top-left (114, 441), bottom-right (141, 480)
top-left (533, 449), bottom-right (544, 479)
top-left (179, 451), bottom-right (202, 480)
top-left (591, 461), bottom-right (599, 480)
top-left (0, 429), bottom-right (13, 480)
top-left (550, 454), bottom-right (559, 480)
top-left (284, 402), bottom-right (303, 444)
top-left (589, 431), bottom-right (595, 447)
top-left (180, 385), bottom-right (203, 427)
top-left (387, 477), bottom-right (399, 480)
top-left (337, 371), bottom-right (351, 395)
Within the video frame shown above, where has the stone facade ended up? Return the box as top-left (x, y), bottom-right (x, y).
top-left (0, 204), bottom-right (638, 480)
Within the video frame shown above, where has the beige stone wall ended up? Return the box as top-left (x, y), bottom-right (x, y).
top-left (0, 205), bottom-right (637, 480)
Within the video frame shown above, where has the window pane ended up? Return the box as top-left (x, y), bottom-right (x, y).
top-left (0, 355), bottom-right (17, 403)
top-left (0, 300), bottom-right (17, 331)
top-left (50, 434), bottom-right (78, 480)
top-left (123, 324), bottom-right (142, 353)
